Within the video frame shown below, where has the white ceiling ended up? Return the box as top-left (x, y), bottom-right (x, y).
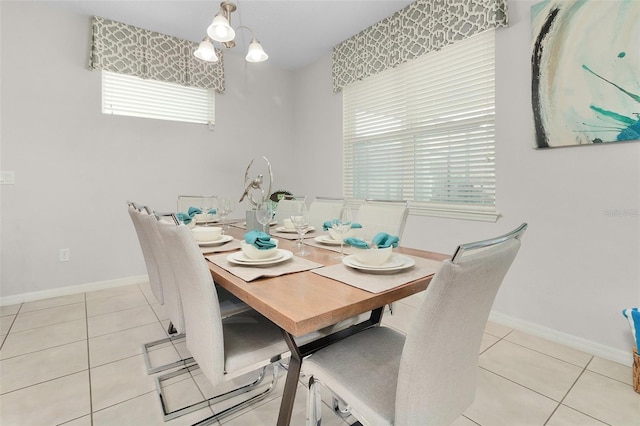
top-left (49, 0), bottom-right (414, 70)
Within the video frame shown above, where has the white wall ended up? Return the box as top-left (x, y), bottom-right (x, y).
top-left (0, 1), bottom-right (297, 297)
top-left (292, 0), bottom-right (640, 361)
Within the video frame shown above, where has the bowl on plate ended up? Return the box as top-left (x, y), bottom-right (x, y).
top-left (194, 212), bottom-right (216, 223)
top-left (282, 218), bottom-right (296, 230)
top-left (191, 226), bottom-right (222, 242)
top-left (328, 227), bottom-right (356, 241)
top-left (240, 239), bottom-right (279, 259)
top-left (352, 246), bottom-right (393, 266)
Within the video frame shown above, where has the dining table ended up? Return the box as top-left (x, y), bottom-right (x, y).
top-left (202, 221), bottom-right (448, 425)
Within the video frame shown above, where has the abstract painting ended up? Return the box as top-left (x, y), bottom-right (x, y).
top-left (531, 0), bottom-right (639, 149)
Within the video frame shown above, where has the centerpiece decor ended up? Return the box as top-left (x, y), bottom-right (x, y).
top-left (239, 156), bottom-right (273, 230)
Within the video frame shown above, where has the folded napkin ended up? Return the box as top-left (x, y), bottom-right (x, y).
top-left (343, 237), bottom-right (370, 249)
top-left (176, 212), bottom-right (193, 224)
top-left (244, 230), bottom-right (276, 250)
top-left (188, 206), bottom-right (202, 216)
top-left (372, 232), bottom-right (399, 248)
top-left (622, 308), bottom-right (640, 349)
top-left (322, 219), bottom-right (363, 231)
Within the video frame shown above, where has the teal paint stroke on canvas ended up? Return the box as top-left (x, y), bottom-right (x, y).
top-left (530, 0), bottom-right (639, 148)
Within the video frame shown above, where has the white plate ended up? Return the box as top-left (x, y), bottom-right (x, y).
top-left (276, 226), bottom-right (315, 233)
top-left (197, 235), bottom-right (233, 246)
top-left (314, 235), bottom-right (343, 245)
top-left (342, 254), bottom-right (415, 273)
top-left (227, 249), bottom-right (293, 266)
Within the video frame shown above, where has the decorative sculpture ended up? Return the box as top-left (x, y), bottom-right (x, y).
top-left (239, 156), bottom-right (273, 208)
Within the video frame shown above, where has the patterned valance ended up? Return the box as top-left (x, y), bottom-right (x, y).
top-left (332, 0), bottom-right (509, 92)
top-left (89, 16), bottom-right (225, 93)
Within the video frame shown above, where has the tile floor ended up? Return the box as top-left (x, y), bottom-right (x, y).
top-left (0, 282), bottom-right (638, 426)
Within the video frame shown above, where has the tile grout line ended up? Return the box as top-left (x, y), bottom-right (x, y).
top-left (84, 292), bottom-right (95, 426)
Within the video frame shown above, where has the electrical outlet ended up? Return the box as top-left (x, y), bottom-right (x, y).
top-left (59, 249), bottom-right (70, 262)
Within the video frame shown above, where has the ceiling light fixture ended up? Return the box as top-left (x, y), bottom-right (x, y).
top-left (194, 1), bottom-right (268, 63)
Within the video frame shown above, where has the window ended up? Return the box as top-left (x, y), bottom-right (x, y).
top-left (101, 71), bottom-right (215, 126)
top-left (343, 30), bottom-right (498, 221)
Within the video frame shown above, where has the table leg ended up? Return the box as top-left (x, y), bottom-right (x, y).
top-left (278, 331), bottom-right (302, 426)
top-left (276, 307), bottom-right (384, 425)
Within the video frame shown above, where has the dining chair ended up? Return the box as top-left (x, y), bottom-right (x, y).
top-left (355, 199), bottom-right (409, 241)
top-left (155, 218), bottom-right (291, 423)
top-left (127, 203), bottom-right (163, 305)
top-left (307, 197), bottom-right (345, 230)
top-left (177, 194), bottom-right (218, 214)
top-left (304, 223), bottom-right (527, 426)
top-left (274, 196), bottom-right (306, 225)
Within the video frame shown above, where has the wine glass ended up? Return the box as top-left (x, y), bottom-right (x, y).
top-left (332, 205), bottom-right (352, 259)
top-left (256, 202), bottom-right (273, 233)
top-left (290, 201), bottom-right (310, 256)
top-left (218, 197), bottom-right (234, 234)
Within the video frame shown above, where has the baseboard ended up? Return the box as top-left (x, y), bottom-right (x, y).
top-left (0, 275), bottom-right (148, 306)
top-left (489, 311), bottom-right (633, 367)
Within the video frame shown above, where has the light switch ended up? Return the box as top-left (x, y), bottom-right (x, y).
top-left (0, 171), bottom-right (15, 185)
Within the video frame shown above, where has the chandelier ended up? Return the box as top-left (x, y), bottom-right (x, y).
top-left (194, 1), bottom-right (269, 63)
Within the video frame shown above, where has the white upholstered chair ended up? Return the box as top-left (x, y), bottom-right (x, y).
top-left (155, 219), bottom-right (291, 423)
top-left (355, 199), bottom-right (409, 241)
top-left (304, 223), bottom-right (527, 426)
top-left (306, 197), bottom-right (345, 231)
top-left (177, 195), bottom-right (218, 214)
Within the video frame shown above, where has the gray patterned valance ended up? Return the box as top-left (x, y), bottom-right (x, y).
top-left (332, 0), bottom-right (509, 92)
top-left (89, 16), bottom-right (225, 93)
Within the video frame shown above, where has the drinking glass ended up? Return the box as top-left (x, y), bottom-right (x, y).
top-left (332, 205), bottom-right (352, 259)
top-left (290, 201), bottom-right (310, 256)
top-left (218, 197), bottom-right (234, 234)
top-left (256, 202), bottom-right (273, 233)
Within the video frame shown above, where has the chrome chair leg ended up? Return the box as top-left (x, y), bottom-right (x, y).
top-left (142, 331), bottom-right (194, 375)
top-left (156, 362), bottom-right (280, 423)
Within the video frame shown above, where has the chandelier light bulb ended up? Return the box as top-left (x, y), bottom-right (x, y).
top-left (207, 14), bottom-right (235, 42)
top-left (194, 38), bottom-right (218, 62)
top-left (245, 38), bottom-right (268, 63)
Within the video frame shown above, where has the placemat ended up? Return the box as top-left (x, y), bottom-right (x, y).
top-left (270, 229), bottom-right (319, 241)
top-left (311, 256), bottom-right (442, 293)
top-left (199, 238), bottom-right (241, 255)
top-left (304, 238), bottom-right (356, 254)
top-left (206, 251), bottom-right (324, 282)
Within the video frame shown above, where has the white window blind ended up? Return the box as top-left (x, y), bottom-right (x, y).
top-left (343, 30), bottom-right (498, 221)
top-left (102, 71), bottom-right (215, 126)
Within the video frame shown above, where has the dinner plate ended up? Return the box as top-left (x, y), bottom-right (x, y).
top-left (342, 254), bottom-right (415, 273)
top-left (195, 218), bottom-right (219, 224)
top-left (197, 235), bottom-right (233, 246)
top-left (276, 226), bottom-right (315, 233)
top-left (227, 249), bottom-right (293, 266)
top-left (314, 235), bottom-right (343, 245)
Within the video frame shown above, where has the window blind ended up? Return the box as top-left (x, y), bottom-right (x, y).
top-left (343, 30), bottom-right (498, 221)
top-left (102, 71), bottom-right (215, 126)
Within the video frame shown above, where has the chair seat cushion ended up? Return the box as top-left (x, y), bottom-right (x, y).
top-left (223, 311), bottom-right (289, 374)
top-left (303, 326), bottom-right (405, 426)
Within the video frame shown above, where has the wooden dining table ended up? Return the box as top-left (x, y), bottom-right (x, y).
top-left (205, 224), bottom-right (448, 425)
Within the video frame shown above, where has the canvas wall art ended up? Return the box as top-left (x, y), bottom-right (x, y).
top-left (531, 0), bottom-right (639, 149)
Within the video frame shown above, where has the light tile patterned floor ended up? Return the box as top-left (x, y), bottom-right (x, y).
top-left (0, 282), bottom-right (638, 426)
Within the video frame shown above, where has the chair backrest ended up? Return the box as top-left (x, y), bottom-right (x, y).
top-left (138, 213), bottom-right (186, 334)
top-left (306, 197), bottom-right (344, 230)
top-left (395, 224), bottom-right (526, 425)
top-left (177, 195), bottom-right (218, 213)
top-left (273, 197), bottom-right (306, 224)
top-left (355, 199), bottom-right (409, 241)
top-left (127, 204), bottom-right (163, 305)
top-left (156, 219), bottom-right (225, 387)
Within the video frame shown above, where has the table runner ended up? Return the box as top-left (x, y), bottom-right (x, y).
top-left (206, 252), bottom-right (324, 282)
top-left (311, 256), bottom-right (442, 293)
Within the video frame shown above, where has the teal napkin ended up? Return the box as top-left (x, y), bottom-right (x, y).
top-left (176, 212), bottom-right (193, 224)
top-left (207, 208), bottom-right (217, 214)
top-left (622, 308), bottom-right (640, 349)
top-left (244, 230), bottom-right (276, 250)
top-left (188, 207), bottom-right (202, 216)
top-left (344, 237), bottom-right (370, 249)
top-left (323, 220), bottom-right (363, 231)
top-left (372, 232), bottom-right (399, 248)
